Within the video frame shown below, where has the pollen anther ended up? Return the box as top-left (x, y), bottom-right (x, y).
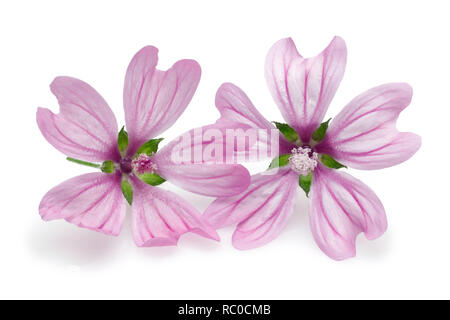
top-left (132, 154), bottom-right (158, 175)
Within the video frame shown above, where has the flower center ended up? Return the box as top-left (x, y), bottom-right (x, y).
top-left (131, 154), bottom-right (158, 175)
top-left (119, 156), bottom-right (133, 174)
top-left (289, 147), bottom-right (318, 175)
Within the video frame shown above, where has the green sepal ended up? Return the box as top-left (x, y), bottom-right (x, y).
top-left (299, 172), bottom-right (313, 197)
top-left (136, 138), bottom-right (164, 156)
top-left (117, 126), bottom-right (129, 155)
top-left (100, 160), bottom-right (115, 173)
top-left (311, 118), bottom-right (331, 142)
top-left (139, 172), bottom-right (166, 186)
top-left (273, 122), bottom-right (300, 144)
top-left (268, 154), bottom-right (290, 170)
top-left (121, 179), bottom-right (133, 205)
top-left (320, 154), bottom-right (347, 169)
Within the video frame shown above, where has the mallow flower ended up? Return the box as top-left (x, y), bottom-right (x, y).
top-left (37, 46), bottom-right (250, 247)
top-left (203, 37), bottom-right (421, 260)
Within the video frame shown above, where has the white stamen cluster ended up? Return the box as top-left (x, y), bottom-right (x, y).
top-left (289, 147), bottom-right (318, 175)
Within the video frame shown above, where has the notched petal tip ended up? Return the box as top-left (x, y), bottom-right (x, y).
top-left (215, 82), bottom-right (238, 103)
top-left (265, 36), bottom-right (347, 142)
top-left (318, 82), bottom-right (419, 170)
top-left (174, 58), bottom-right (202, 75)
top-left (330, 35), bottom-right (347, 50)
top-left (36, 106), bottom-right (52, 126)
top-left (49, 76), bottom-right (71, 92)
top-left (268, 37), bottom-right (299, 55)
top-left (309, 165), bottom-right (387, 260)
top-left (133, 45), bottom-right (159, 60)
top-left (379, 82), bottom-right (414, 108)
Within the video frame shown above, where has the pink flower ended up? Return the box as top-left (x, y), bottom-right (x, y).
top-left (204, 37), bottom-right (421, 260)
top-left (37, 46), bottom-right (250, 247)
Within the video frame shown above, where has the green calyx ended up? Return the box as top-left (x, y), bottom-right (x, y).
top-left (268, 154), bottom-right (290, 170)
top-left (299, 172), bottom-right (312, 197)
top-left (120, 179), bottom-right (133, 205)
top-left (311, 118), bottom-right (331, 143)
top-left (101, 160), bottom-right (115, 173)
top-left (117, 126), bottom-right (129, 155)
top-left (273, 122), bottom-right (301, 144)
top-left (136, 138), bottom-right (164, 156)
top-left (66, 128), bottom-right (169, 205)
top-left (320, 154), bottom-right (347, 169)
top-left (139, 172), bottom-right (166, 186)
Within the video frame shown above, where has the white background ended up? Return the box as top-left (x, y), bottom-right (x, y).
top-left (0, 0), bottom-right (448, 299)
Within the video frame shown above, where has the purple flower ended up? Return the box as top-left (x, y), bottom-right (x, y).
top-left (204, 37), bottom-right (421, 260)
top-left (37, 46), bottom-right (250, 247)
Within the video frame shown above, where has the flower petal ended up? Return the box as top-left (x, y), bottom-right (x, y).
top-left (216, 82), bottom-right (273, 130)
top-left (265, 37), bottom-right (347, 142)
top-left (152, 148), bottom-right (251, 196)
top-left (309, 164), bottom-right (387, 260)
top-left (130, 177), bottom-right (219, 247)
top-left (123, 46), bottom-right (201, 155)
top-left (36, 77), bottom-right (120, 162)
top-left (39, 172), bottom-right (126, 236)
top-left (316, 83), bottom-right (421, 170)
top-left (215, 82), bottom-right (294, 157)
top-left (204, 168), bottom-right (298, 249)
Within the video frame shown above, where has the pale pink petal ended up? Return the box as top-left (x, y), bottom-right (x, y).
top-left (130, 177), bottom-right (219, 247)
top-left (309, 164), bottom-right (387, 260)
top-left (316, 83), bottom-right (421, 169)
top-left (155, 117), bottom-right (286, 166)
top-left (216, 82), bottom-right (273, 130)
top-left (265, 37), bottom-right (347, 142)
top-left (123, 46), bottom-right (201, 155)
top-left (37, 77), bottom-right (120, 162)
top-left (39, 172), bottom-right (126, 236)
top-left (152, 149), bottom-right (251, 196)
top-left (215, 82), bottom-right (294, 157)
top-left (160, 83), bottom-right (293, 167)
top-left (204, 168), bottom-right (298, 249)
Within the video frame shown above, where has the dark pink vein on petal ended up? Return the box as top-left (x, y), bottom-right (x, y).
top-left (98, 178), bottom-right (122, 229)
top-left (239, 173), bottom-right (296, 241)
top-left (64, 87), bottom-right (116, 141)
top-left (323, 182), bottom-right (362, 230)
top-left (149, 197), bottom-right (175, 233)
top-left (133, 64), bottom-right (155, 135)
top-left (51, 176), bottom-right (109, 214)
top-left (63, 115), bottom-right (111, 148)
top-left (213, 170), bottom-right (290, 222)
top-left (52, 114), bottom-right (110, 156)
top-left (166, 201), bottom-right (191, 231)
top-left (140, 70), bottom-right (168, 134)
top-left (146, 75), bottom-right (180, 136)
top-left (316, 172), bottom-right (344, 241)
top-left (308, 50), bottom-right (328, 128)
top-left (67, 178), bottom-right (116, 220)
top-left (331, 121), bottom-right (389, 145)
top-left (140, 195), bottom-right (154, 240)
